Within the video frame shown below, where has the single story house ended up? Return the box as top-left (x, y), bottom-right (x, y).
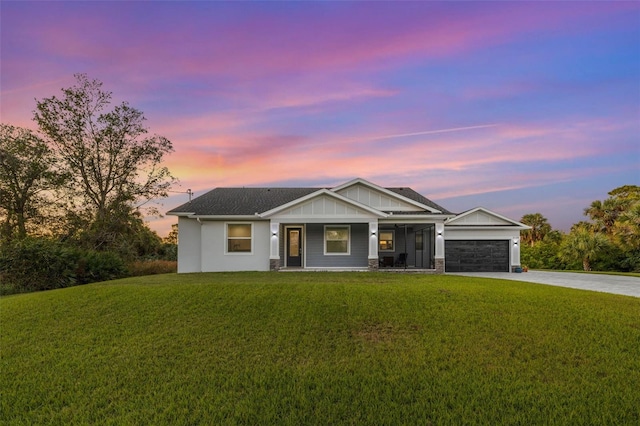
top-left (167, 178), bottom-right (529, 273)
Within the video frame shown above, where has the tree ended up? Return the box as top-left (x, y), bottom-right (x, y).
top-left (612, 200), bottom-right (640, 271)
top-left (163, 223), bottom-right (178, 245)
top-left (614, 201), bottom-right (640, 251)
top-left (584, 198), bottom-right (623, 235)
top-left (0, 124), bottom-right (64, 240)
top-left (584, 185), bottom-right (640, 235)
top-left (609, 185), bottom-right (640, 201)
top-left (521, 230), bottom-right (566, 270)
top-left (33, 74), bottom-right (176, 250)
top-left (520, 213), bottom-right (552, 247)
top-left (559, 224), bottom-right (610, 271)
top-left (581, 186), bottom-right (640, 271)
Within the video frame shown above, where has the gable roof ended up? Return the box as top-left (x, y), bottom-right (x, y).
top-left (167, 179), bottom-right (453, 217)
top-left (386, 188), bottom-right (452, 214)
top-left (260, 188), bottom-right (388, 218)
top-left (332, 177), bottom-right (450, 213)
top-left (445, 207), bottom-right (530, 228)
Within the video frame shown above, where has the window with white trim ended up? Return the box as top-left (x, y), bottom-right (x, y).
top-left (325, 225), bottom-right (350, 255)
top-left (227, 223), bottom-right (252, 253)
top-left (379, 230), bottom-right (395, 251)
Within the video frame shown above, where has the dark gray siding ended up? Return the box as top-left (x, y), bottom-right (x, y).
top-left (306, 223), bottom-right (369, 267)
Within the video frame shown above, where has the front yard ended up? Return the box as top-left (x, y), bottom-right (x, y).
top-left (1, 272), bottom-right (639, 424)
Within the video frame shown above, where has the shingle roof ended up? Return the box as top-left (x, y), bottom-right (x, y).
top-left (386, 187), bottom-right (453, 214)
top-left (168, 186), bottom-right (453, 216)
top-left (168, 188), bottom-right (321, 215)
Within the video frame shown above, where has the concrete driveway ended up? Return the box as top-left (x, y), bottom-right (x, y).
top-left (449, 271), bottom-right (640, 298)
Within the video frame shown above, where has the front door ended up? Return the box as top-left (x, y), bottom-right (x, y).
top-left (286, 227), bottom-right (303, 267)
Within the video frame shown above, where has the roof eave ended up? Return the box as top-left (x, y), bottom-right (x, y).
top-left (167, 211), bottom-right (195, 217)
top-left (177, 214), bottom-right (267, 220)
top-left (380, 213), bottom-right (455, 220)
top-left (445, 225), bottom-right (531, 230)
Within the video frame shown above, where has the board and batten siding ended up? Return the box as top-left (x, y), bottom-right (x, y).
top-left (336, 184), bottom-right (422, 211)
top-left (305, 223), bottom-right (369, 267)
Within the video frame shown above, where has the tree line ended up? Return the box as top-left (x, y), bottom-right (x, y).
top-left (1, 75), bottom-right (178, 294)
top-left (520, 185), bottom-right (640, 272)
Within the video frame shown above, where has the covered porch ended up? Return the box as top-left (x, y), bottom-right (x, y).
top-left (269, 219), bottom-right (445, 273)
top-left (376, 223), bottom-right (437, 270)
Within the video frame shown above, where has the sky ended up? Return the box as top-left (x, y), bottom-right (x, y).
top-left (2, 1), bottom-right (639, 237)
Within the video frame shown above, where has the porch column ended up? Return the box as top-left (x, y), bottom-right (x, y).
top-left (269, 221), bottom-right (280, 271)
top-left (511, 236), bottom-right (521, 272)
top-left (434, 222), bottom-right (445, 273)
top-left (368, 221), bottom-right (379, 270)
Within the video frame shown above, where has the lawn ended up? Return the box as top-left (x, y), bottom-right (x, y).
top-left (2, 272), bottom-right (639, 425)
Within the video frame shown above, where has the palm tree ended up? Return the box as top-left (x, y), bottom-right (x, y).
top-left (584, 198), bottom-right (624, 235)
top-left (520, 213), bottom-right (552, 246)
top-left (560, 224), bottom-right (609, 271)
top-left (584, 185), bottom-right (640, 235)
top-left (613, 201), bottom-right (640, 251)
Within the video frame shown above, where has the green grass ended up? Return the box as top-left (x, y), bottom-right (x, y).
top-left (2, 272), bottom-right (639, 425)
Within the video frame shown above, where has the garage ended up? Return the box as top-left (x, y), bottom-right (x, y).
top-left (445, 240), bottom-right (510, 272)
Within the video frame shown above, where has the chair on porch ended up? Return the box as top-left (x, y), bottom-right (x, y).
top-left (395, 253), bottom-right (407, 267)
top-left (380, 256), bottom-right (394, 268)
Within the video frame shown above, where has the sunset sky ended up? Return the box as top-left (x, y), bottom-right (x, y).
top-left (2, 1), bottom-right (639, 237)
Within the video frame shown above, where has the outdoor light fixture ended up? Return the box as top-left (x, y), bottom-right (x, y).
top-left (437, 231), bottom-right (443, 236)
top-left (371, 230), bottom-right (376, 236)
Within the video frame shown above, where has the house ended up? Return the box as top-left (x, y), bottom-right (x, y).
top-left (167, 178), bottom-right (529, 273)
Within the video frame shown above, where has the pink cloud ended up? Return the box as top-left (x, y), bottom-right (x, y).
top-left (19, 2), bottom-right (634, 84)
top-left (3, 1), bottom-right (636, 238)
top-left (162, 116), bottom-right (630, 206)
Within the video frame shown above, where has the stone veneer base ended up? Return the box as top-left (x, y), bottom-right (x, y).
top-left (368, 259), bottom-right (379, 271)
top-left (270, 259), bottom-right (280, 271)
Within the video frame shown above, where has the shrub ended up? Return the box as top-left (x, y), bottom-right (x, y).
top-left (0, 238), bottom-right (77, 293)
top-left (0, 238), bottom-right (126, 294)
top-left (127, 260), bottom-right (177, 277)
top-left (76, 251), bottom-right (128, 284)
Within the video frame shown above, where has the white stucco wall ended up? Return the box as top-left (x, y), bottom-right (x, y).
top-left (177, 217), bottom-right (202, 273)
top-left (200, 221), bottom-right (271, 272)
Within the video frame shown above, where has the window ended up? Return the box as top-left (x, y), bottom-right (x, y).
top-left (379, 230), bottom-right (394, 252)
top-left (325, 225), bottom-right (350, 255)
top-left (227, 223), bottom-right (252, 253)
